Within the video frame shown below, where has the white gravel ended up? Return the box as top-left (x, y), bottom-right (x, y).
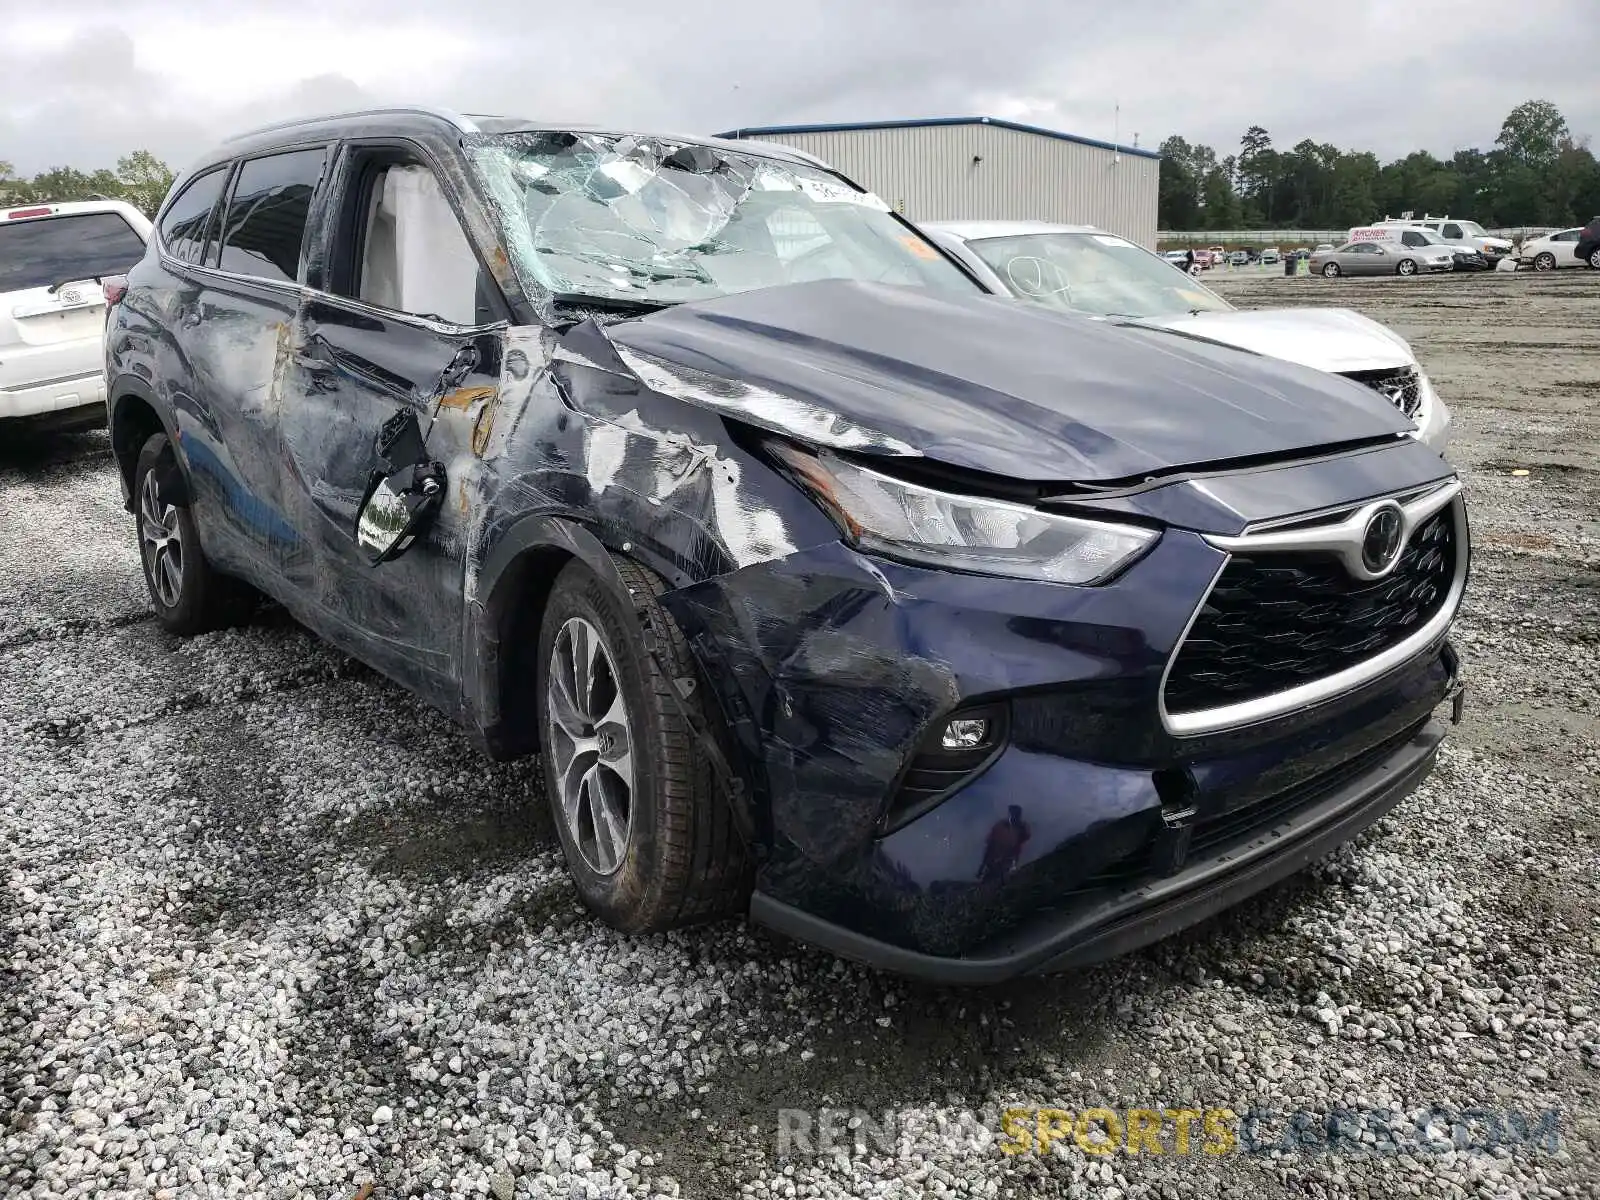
top-left (3, 272), bottom-right (1597, 1200)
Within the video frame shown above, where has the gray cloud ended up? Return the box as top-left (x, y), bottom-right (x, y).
top-left (3, 0), bottom-right (1596, 177)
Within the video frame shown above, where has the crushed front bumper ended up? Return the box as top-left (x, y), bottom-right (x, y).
top-left (665, 499), bottom-right (1462, 980)
top-left (752, 712), bottom-right (1451, 983)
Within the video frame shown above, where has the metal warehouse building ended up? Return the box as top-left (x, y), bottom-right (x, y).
top-left (716, 116), bottom-right (1161, 248)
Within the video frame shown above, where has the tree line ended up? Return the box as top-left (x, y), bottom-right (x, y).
top-left (1, 151), bottom-right (176, 217)
top-left (1159, 100), bottom-right (1600, 231)
top-left (7, 102), bottom-right (1599, 235)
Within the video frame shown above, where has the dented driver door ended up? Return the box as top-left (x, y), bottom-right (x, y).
top-left (277, 291), bottom-right (503, 702)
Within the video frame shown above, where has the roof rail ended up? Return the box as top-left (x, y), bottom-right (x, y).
top-left (223, 105), bottom-right (479, 143)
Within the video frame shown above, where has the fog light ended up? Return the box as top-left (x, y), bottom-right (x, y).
top-left (940, 717), bottom-right (990, 750)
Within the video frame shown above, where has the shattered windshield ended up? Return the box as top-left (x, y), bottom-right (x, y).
top-left (968, 232), bottom-right (1232, 319)
top-left (468, 131), bottom-right (979, 307)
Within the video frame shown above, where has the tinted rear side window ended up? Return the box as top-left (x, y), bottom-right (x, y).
top-left (0, 212), bottom-right (148, 292)
top-left (159, 167), bottom-right (230, 264)
top-left (215, 148), bottom-right (327, 283)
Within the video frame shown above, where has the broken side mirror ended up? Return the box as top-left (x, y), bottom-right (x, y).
top-left (354, 409), bottom-right (446, 565)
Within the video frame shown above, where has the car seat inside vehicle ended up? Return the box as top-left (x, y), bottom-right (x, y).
top-left (358, 165), bottom-right (482, 326)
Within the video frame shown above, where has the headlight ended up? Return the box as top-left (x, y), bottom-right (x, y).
top-left (768, 442), bottom-right (1159, 585)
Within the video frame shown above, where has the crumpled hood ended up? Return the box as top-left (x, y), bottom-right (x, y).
top-left (603, 280), bottom-right (1412, 483)
top-left (1131, 307), bottom-right (1417, 375)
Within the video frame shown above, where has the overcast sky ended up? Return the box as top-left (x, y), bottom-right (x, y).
top-left (4, 0), bottom-right (1596, 176)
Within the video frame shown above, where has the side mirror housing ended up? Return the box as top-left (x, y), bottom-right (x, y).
top-left (356, 464), bottom-right (445, 564)
top-left (353, 409), bottom-right (446, 565)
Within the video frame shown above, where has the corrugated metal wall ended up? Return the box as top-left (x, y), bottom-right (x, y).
top-left (735, 124), bottom-right (1160, 248)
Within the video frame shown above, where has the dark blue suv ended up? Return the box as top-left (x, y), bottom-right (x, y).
top-left (105, 108), bottom-right (1468, 982)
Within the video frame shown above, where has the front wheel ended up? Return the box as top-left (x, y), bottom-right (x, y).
top-left (1322, 262), bottom-right (1341, 277)
top-left (1396, 258), bottom-right (1418, 276)
top-left (1534, 252), bottom-right (1556, 271)
top-left (132, 433), bottom-right (254, 635)
top-left (537, 557), bottom-right (751, 932)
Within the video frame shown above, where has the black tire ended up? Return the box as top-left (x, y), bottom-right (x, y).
top-left (1396, 258), bottom-right (1418, 276)
top-left (1534, 252), bottom-right (1556, 271)
top-left (1322, 262), bottom-right (1341, 277)
top-left (537, 556), bottom-right (751, 932)
top-left (132, 433), bottom-right (255, 635)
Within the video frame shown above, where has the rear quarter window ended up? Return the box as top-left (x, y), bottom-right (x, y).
top-left (0, 212), bottom-right (148, 293)
top-left (159, 167), bottom-right (231, 264)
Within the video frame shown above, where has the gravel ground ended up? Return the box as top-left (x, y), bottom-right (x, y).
top-left (3, 270), bottom-right (1597, 1199)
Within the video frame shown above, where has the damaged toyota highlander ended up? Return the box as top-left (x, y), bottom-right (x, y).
top-left (106, 109), bottom-right (1469, 983)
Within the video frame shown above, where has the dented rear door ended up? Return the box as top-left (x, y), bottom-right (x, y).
top-left (278, 293), bottom-right (503, 701)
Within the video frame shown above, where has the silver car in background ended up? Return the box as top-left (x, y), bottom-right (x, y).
top-left (1310, 241), bottom-right (1454, 277)
top-left (924, 220), bottom-right (1451, 450)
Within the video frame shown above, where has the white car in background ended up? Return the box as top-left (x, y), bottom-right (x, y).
top-left (1, 199), bottom-right (152, 430)
top-left (1518, 228), bottom-right (1589, 270)
top-left (923, 220), bottom-right (1452, 450)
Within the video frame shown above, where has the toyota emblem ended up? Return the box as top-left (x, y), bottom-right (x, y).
top-left (1360, 505), bottom-right (1405, 574)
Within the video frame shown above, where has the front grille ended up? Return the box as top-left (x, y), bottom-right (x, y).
top-left (1340, 365), bottom-right (1423, 418)
top-left (1165, 505), bottom-right (1457, 716)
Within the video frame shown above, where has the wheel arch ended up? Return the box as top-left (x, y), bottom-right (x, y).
top-left (466, 514), bottom-right (679, 760)
top-left (108, 377), bottom-right (187, 512)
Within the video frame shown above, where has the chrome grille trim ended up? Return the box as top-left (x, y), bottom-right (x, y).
top-left (1159, 486), bottom-right (1469, 737)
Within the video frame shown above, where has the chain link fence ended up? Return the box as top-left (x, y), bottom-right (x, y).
top-left (1158, 227), bottom-right (1562, 249)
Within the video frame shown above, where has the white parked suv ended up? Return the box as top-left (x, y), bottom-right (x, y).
top-left (1, 199), bottom-right (152, 430)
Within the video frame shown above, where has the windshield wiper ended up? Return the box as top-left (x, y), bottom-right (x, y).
top-left (548, 291), bottom-right (677, 328)
top-left (46, 273), bottom-right (114, 295)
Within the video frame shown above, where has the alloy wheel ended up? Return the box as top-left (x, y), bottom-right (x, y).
top-left (139, 469), bottom-right (184, 607)
top-left (1398, 259), bottom-right (1417, 276)
top-left (1535, 253), bottom-right (1555, 271)
top-left (547, 616), bottom-right (634, 875)
top-left (1323, 263), bottom-right (1340, 277)
top-left (1590, 248), bottom-right (1600, 269)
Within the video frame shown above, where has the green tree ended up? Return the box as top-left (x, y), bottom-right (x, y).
top-left (1159, 99), bottom-right (1596, 231)
top-left (1236, 126), bottom-right (1276, 223)
top-left (1496, 100), bottom-right (1570, 170)
top-left (1157, 136), bottom-right (1203, 228)
top-left (1448, 149), bottom-right (1494, 219)
top-left (1201, 165), bottom-right (1241, 228)
top-left (0, 160), bottom-right (23, 204)
top-left (1329, 152), bottom-right (1380, 227)
top-left (25, 166), bottom-right (100, 203)
top-left (116, 150), bottom-right (176, 216)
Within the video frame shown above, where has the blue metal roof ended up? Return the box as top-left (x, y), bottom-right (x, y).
top-left (714, 116), bottom-right (1161, 161)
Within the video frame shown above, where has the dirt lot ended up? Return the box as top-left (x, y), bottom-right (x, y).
top-left (2, 270), bottom-right (1597, 1200)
